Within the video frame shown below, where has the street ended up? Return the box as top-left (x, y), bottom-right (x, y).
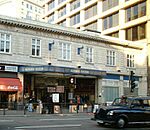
top-left (0, 113), bottom-right (150, 130)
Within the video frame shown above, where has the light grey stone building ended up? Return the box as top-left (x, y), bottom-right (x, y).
top-left (0, 15), bottom-right (147, 109)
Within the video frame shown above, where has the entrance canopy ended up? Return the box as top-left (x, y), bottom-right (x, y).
top-left (0, 78), bottom-right (22, 91)
top-left (19, 65), bottom-right (106, 77)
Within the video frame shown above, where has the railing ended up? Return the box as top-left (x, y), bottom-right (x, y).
top-left (0, 102), bottom-right (94, 115)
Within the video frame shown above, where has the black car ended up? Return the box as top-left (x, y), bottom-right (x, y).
top-left (94, 96), bottom-right (150, 128)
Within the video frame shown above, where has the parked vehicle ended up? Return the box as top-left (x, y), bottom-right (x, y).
top-left (94, 96), bottom-right (150, 128)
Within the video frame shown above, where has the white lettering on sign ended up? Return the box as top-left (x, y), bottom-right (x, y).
top-left (7, 86), bottom-right (18, 90)
top-left (5, 66), bottom-right (18, 72)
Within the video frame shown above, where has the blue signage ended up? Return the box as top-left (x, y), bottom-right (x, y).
top-left (19, 65), bottom-right (106, 77)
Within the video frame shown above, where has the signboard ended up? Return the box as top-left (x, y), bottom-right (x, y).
top-left (52, 93), bottom-right (59, 103)
top-left (56, 86), bottom-right (64, 93)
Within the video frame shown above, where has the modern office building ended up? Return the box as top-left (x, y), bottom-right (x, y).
top-left (42, 0), bottom-right (150, 94)
top-left (0, 0), bottom-right (44, 21)
top-left (0, 15), bottom-right (147, 108)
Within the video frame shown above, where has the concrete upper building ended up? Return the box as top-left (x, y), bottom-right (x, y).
top-left (42, 0), bottom-right (147, 42)
top-left (0, 0), bottom-right (44, 21)
top-left (42, 0), bottom-right (150, 94)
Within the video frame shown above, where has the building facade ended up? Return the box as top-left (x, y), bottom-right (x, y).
top-left (0, 15), bottom-right (147, 109)
top-left (0, 0), bottom-right (44, 21)
top-left (42, 0), bottom-right (150, 95)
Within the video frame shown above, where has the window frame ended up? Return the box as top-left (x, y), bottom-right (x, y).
top-left (59, 42), bottom-right (71, 61)
top-left (127, 54), bottom-right (134, 68)
top-left (32, 38), bottom-right (41, 57)
top-left (0, 33), bottom-right (11, 53)
top-left (106, 50), bottom-right (116, 66)
top-left (86, 47), bottom-right (93, 63)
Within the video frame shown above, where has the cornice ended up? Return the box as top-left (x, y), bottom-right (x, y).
top-left (0, 15), bottom-right (144, 50)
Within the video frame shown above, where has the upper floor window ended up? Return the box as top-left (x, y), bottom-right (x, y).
top-left (58, 0), bottom-right (66, 4)
top-left (58, 20), bottom-right (66, 27)
top-left (127, 54), bottom-right (134, 68)
top-left (32, 38), bottom-right (41, 57)
top-left (48, 0), bottom-right (55, 11)
top-left (85, 4), bottom-right (97, 20)
top-left (0, 33), bottom-right (11, 53)
top-left (84, 21), bottom-right (97, 30)
top-left (48, 13), bottom-right (54, 23)
top-left (58, 6), bottom-right (66, 18)
top-left (102, 0), bottom-right (118, 12)
top-left (125, 2), bottom-right (146, 22)
top-left (70, 0), bottom-right (80, 11)
top-left (70, 13), bottom-right (80, 26)
top-left (126, 23), bottom-right (146, 41)
top-left (107, 32), bottom-right (119, 38)
top-left (86, 47), bottom-right (93, 63)
top-left (103, 12), bottom-right (119, 30)
top-left (107, 50), bottom-right (116, 66)
top-left (59, 42), bottom-right (71, 60)
top-left (85, 0), bottom-right (91, 3)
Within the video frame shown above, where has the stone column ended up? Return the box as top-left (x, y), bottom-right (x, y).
top-left (95, 78), bottom-right (102, 104)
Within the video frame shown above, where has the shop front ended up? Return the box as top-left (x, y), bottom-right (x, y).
top-left (0, 78), bottom-right (22, 109)
top-left (19, 65), bottom-right (106, 113)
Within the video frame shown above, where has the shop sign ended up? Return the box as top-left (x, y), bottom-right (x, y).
top-left (5, 66), bottom-right (18, 72)
top-left (0, 85), bottom-right (18, 91)
top-left (47, 87), bottom-right (56, 92)
top-left (56, 86), bottom-right (64, 93)
top-left (52, 93), bottom-right (59, 103)
top-left (19, 65), bottom-right (106, 77)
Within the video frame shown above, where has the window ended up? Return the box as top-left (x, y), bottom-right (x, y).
top-left (103, 13), bottom-right (119, 30)
top-left (108, 32), bottom-right (119, 38)
top-left (103, 86), bottom-right (119, 102)
top-left (85, 4), bottom-right (97, 20)
top-left (70, 0), bottom-right (80, 11)
top-left (126, 23), bottom-right (146, 41)
top-left (125, 2), bottom-right (146, 22)
top-left (102, 0), bottom-right (119, 12)
top-left (0, 33), bottom-right (11, 53)
top-left (70, 13), bottom-right (80, 26)
top-left (48, 0), bottom-right (55, 11)
top-left (58, 6), bottom-right (66, 18)
top-left (107, 50), bottom-right (116, 66)
top-left (58, 0), bottom-right (66, 4)
top-left (85, 0), bottom-right (91, 3)
top-left (48, 13), bottom-right (54, 23)
top-left (86, 47), bottom-right (93, 63)
top-left (32, 39), bottom-right (41, 56)
top-left (58, 20), bottom-right (66, 26)
top-left (59, 42), bottom-right (71, 60)
top-left (127, 54), bottom-right (134, 68)
top-left (85, 21), bottom-right (97, 30)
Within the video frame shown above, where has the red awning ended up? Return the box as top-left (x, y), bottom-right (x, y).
top-left (0, 78), bottom-right (22, 92)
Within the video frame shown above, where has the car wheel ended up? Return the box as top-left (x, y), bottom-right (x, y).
top-left (116, 117), bottom-right (126, 128)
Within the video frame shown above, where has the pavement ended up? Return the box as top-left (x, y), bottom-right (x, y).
top-left (0, 109), bottom-right (94, 118)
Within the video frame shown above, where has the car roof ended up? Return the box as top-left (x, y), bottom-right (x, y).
top-left (127, 96), bottom-right (150, 100)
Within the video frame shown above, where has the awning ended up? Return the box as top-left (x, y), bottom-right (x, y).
top-left (0, 78), bottom-right (22, 92)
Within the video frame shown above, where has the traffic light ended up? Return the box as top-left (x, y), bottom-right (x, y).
top-left (130, 71), bottom-right (137, 92)
top-left (69, 77), bottom-right (76, 84)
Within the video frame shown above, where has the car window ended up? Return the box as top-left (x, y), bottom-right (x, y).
top-left (131, 99), bottom-right (144, 108)
top-left (143, 99), bottom-right (150, 108)
top-left (112, 97), bottom-right (129, 106)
